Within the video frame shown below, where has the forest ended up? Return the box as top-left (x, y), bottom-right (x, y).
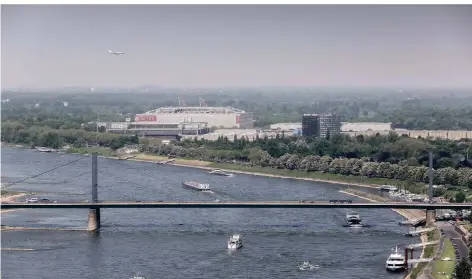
top-left (1, 121), bottom-right (138, 150)
top-left (2, 88), bottom-right (472, 130)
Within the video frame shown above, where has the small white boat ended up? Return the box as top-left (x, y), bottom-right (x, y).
top-left (385, 246), bottom-right (406, 272)
top-left (208, 169), bottom-right (234, 177)
top-left (380, 185), bottom-right (398, 192)
top-left (298, 261), bottom-right (319, 271)
top-left (346, 211), bottom-right (364, 227)
top-left (36, 147), bottom-right (55, 152)
top-left (228, 233), bottom-right (243, 250)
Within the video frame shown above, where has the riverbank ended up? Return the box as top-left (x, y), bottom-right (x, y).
top-left (126, 153), bottom-right (412, 190)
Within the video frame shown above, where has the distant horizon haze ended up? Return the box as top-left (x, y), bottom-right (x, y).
top-left (2, 5), bottom-right (472, 89)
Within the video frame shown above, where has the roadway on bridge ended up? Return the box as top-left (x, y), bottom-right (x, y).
top-left (2, 201), bottom-right (472, 209)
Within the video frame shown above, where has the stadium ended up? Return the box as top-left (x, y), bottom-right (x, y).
top-left (102, 106), bottom-right (254, 139)
top-left (135, 106), bottom-right (254, 129)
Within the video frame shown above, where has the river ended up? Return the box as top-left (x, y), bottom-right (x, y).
top-left (1, 147), bottom-right (418, 279)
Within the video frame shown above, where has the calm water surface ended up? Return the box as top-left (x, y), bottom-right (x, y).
top-left (1, 147), bottom-right (418, 279)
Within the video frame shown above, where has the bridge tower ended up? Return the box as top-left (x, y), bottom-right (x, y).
top-left (426, 151), bottom-right (436, 226)
top-left (88, 153), bottom-right (101, 231)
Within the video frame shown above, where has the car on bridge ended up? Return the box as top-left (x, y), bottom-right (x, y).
top-left (329, 199), bottom-right (353, 204)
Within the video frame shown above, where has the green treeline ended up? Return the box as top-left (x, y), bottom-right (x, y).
top-left (1, 121), bottom-right (138, 150)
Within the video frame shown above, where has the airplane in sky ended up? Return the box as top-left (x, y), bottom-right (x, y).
top-left (108, 49), bottom-right (124, 55)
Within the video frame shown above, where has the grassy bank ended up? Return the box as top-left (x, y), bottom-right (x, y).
top-left (432, 239), bottom-right (456, 279)
top-left (64, 147), bottom-right (116, 157)
top-left (133, 153), bottom-right (212, 166)
top-left (209, 162), bottom-right (426, 192)
top-left (0, 190), bottom-right (19, 197)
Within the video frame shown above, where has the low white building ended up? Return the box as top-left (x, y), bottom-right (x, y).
top-left (269, 122), bottom-right (302, 131)
top-left (341, 122), bottom-right (393, 132)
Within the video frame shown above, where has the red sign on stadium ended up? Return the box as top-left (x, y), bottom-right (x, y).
top-left (135, 114), bottom-right (157, 122)
top-left (236, 114), bottom-right (240, 124)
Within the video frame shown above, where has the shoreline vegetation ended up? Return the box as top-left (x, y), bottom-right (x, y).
top-left (128, 153), bottom-right (414, 190)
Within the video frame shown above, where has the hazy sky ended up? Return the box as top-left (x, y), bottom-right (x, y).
top-left (2, 5), bottom-right (472, 88)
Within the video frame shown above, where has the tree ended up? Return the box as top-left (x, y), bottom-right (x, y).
top-left (247, 148), bottom-right (264, 165)
top-left (455, 192), bottom-right (466, 203)
top-left (454, 257), bottom-right (471, 279)
top-left (469, 245), bottom-right (472, 264)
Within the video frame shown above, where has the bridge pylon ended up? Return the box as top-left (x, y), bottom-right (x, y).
top-left (426, 152), bottom-right (435, 226)
top-left (88, 153), bottom-right (100, 232)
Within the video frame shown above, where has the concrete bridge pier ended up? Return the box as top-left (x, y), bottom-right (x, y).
top-left (426, 210), bottom-right (436, 226)
top-left (88, 208), bottom-right (101, 231)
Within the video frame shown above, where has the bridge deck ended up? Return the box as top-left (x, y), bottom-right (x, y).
top-left (2, 201), bottom-right (472, 209)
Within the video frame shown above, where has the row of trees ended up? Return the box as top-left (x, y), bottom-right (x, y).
top-left (1, 121), bottom-right (138, 150)
top-left (180, 133), bottom-right (472, 169)
top-left (454, 246), bottom-right (471, 279)
top-left (140, 143), bottom-right (472, 188)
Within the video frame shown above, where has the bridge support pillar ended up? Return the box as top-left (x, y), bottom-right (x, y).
top-left (426, 210), bottom-right (436, 226)
top-left (88, 208), bottom-right (101, 231)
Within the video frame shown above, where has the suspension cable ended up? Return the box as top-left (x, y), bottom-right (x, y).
top-left (2, 155), bottom-right (88, 188)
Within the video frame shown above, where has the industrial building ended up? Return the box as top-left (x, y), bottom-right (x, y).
top-left (302, 114), bottom-right (320, 137)
top-left (319, 114), bottom-right (341, 138)
top-left (135, 106), bottom-right (254, 129)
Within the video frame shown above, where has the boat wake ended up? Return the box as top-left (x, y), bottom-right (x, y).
top-left (342, 224), bottom-right (373, 228)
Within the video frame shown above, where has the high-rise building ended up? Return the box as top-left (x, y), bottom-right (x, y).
top-left (302, 114), bottom-right (320, 137)
top-left (319, 114), bottom-right (341, 139)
